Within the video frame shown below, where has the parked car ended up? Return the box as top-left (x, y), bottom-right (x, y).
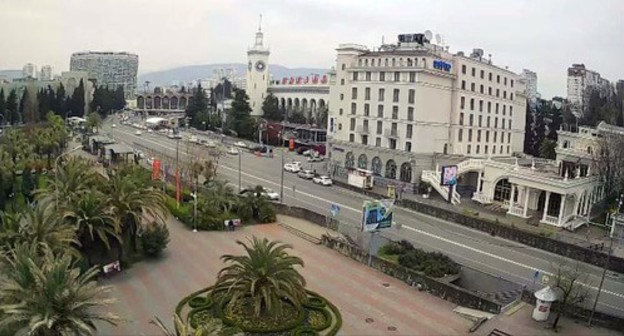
top-left (135, 130), bottom-right (142, 136)
top-left (205, 141), bottom-right (217, 148)
top-left (298, 169), bottom-right (315, 179)
top-left (239, 187), bottom-right (280, 201)
top-left (303, 149), bottom-right (318, 157)
top-left (111, 124), bottom-right (116, 128)
top-left (308, 155), bottom-right (324, 162)
top-left (313, 175), bottom-right (333, 186)
top-left (283, 163), bottom-right (301, 173)
top-left (234, 141), bottom-right (247, 148)
top-left (227, 147), bottom-right (239, 155)
top-left (296, 147), bottom-right (310, 155)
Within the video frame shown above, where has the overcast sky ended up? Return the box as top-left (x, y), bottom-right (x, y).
top-left (1, 0), bottom-right (622, 98)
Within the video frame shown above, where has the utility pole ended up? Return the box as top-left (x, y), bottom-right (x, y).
top-left (280, 132), bottom-right (285, 202)
top-left (238, 149), bottom-right (242, 192)
top-left (588, 194), bottom-right (621, 326)
top-left (175, 139), bottom-right (180, 206)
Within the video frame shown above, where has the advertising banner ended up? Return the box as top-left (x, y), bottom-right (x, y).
top-left (361, 199), bottom-right (394, 232)
top-left (441, 165), bottom-right (458, 186)
top-left (152, 159), bottom-right (161, 180)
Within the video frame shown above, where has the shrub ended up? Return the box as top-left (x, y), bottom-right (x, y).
top-left (188, 296), bottom-right (212, 308)
top-left (166, 197), bottom-right (191, 224)
top-left (141, 223), bottom-right (170, 257)
top-left (304, 296), bottom-right (326, 309)
top-left (257, 204), bottom-right (276, 223)
top-left (292, 326), bottom-right (319, 336)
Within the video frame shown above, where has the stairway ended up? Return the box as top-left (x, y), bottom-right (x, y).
top-left (421, 170), bottom-right (461, 204)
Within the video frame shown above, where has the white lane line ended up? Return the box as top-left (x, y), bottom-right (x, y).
top-left (113, 128), bottom-right (624, 304)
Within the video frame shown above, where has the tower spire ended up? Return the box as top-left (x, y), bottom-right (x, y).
top-left (258, 14), bottom-right (262, 32)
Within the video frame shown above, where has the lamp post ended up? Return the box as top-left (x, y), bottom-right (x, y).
top-left (175, 138), bottom-right (180, 206)
top-left (54, 145), bottom-right (83, 207)
top-left (191, 192), bottom-right (198, 233)
top-left (238, 148), bottom-right (242, 192)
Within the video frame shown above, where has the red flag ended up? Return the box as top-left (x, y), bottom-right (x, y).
top-left (152, 159), bottom-right (161, 180)
top-left (175, 169), bottom-right (181, 204)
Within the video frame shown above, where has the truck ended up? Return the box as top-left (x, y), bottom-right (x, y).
top-left (347, 168), bottom-right (374, 189)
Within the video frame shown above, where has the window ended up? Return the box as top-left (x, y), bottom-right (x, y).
top-left (493, 131), bottom-right (497, 142)
top-left (393, 89), bottom-right (400, 103)
top-left (470, 98), bottom-right (475, 110)
top-left (461, 80), bottom-right (466, 90)
top-left (468, 129), bottom-right (473, 141)
top-left (392, 58), bottom-right (396, 67)
top-left (467, 144), bottom-right (471, 154)
top-left (366, 72), bottom-right (371, 81)
top-left (503, 91), bottom-right (507, 99)
top-left (358, 59), bottom-right (362, 66)
top-left (363, 120), bottom-right (369, 130)
top-left (492, 146), bottom-right (496, 154)
top-left (460, 96), bottom-right (465, 109)
top-left (378, 88), bottom-right (385, 101)
top-left (495, 103), bottom-right (499, 114)
top-left (477, 130), bottom-right (481, 142)
top-left (508, 133), bottom-right (511, 143)
top-left (352, 72), bottom-right (358, 81)
top-left (486, 131), bottom-right (490, 142)
top-left (376, 137), bottom-right (381, 147)
top-left (365, 87), bottom-right (371, 100)
top-left (471, 82), bottom-right (475, 92)
top-left (479, 100), bottom-right (483, 112)
top-left (478, 115), bottom-right (482, 127)
top-left (351, 102), bottom-right (356, 115)
top-left (496, 89), bottom-right (500, 97)
top-left (340, 78), bottom-right (345, 85)
top-left (476, 145), bottom-right (480, 154)
top-left (509, 119), bottom-right (512, 129)
top-left (458, 129), bottom-right (463, 142)
top-left (377, 105), bottom-right (384, 118)
top-left (340, 93), bottom-right (344, 101)
top-left (379, 72), bottom-right (385, 81)
top-left (459, 113), bottom-right (464, 125)
top-left (364, 103), bottom-right (370, 116)
top-left (394, 72), bottom-right (400, 82)
top-left (338, 123), bottom-right (342, 130)
top-left (471, 67), bottom-right (476, 77)
top-left (385, 58), bottom-right (388, 66)
top-left (485, 145), bottom-right (488, 154)
top-left (511, 79), bottom-right (514, 88)
top-left (507, 145), bottom-right (510, 154)
top-left (392, 106), bottom-right (399, 119)
top-left (488, 72), bottom-right (492, 81)
top-left (509, 106), bottom-right (513, 116)
top-left (503, 105), bottom-right (506, 115)
top-left (376, 121), bottom-right (382, 134)
top-left (504, 77), bottom-right (507, 85)
top-left (500, 145), bottom-right (504, 153)
top-left (349, 133), bottom-right (354, 142)
top-left (480, 85), bottom-right (484, 94)
top-left (406, 124), bottom-right (413, 138)
top-left (407, 58), bottom-right (412, 66)
top-left (462, 65), bottom-right (466, 74)
top-left (351, 87), bottom-right (357, 99)
top-left (409, 72), bottom-right (416, 82)
top-left (405, 142), bottom-right (412, 152)
top-left (389, 138), bottom-right (397, 150)
top-left (487, 101), bottom-right (491, 113)
top-left (488, 87), bottom-right (492, 95)
top-left (469, 114), bottom-right (474, 126)
top-left (480, 70), bottom-right (484, 79)
top-left (350, 118), bottom-right (355, 131)
top-left (407, 107), bottom-right (414, 121)
top-left (408, 89), bottom-right (415, 104)
top-left (362, 135), bottom-right (368, 145)
top-left (510, 93), bottom-right (514, 100)
top-left (497, 75), bottom-right (500, 83)
top-left (339, 108), bottom-right (343, 115)
top-left (341, 63), bottom-right (346, 70)
top-left (494, 117), bottom-right (498, 128)
top-left (487, 116), bottom-right (491, 127)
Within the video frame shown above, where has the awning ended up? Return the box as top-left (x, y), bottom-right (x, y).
top-left (104, 143), bottom-right (134, 155)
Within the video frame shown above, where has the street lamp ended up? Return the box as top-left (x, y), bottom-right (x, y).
top-left (238, 148), bottom-right (242, 192)
top-left (190, 192), bottom-right (198, 233)
top-left (54, 145), bottom-right (83, 207)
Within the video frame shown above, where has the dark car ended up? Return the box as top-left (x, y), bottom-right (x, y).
top-left (296, 146), bottom-right (310, 155)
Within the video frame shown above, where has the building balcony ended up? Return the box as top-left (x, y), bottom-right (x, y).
top-left (384, 128), bottom-right (399, 139)
top-left (356, 125), bottom-right (369, 134)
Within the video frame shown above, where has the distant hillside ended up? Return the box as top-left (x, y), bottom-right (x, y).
top-left (138, 63), bottom-right (328, 87)
top-left (0, 70), bottom-right (22, 80)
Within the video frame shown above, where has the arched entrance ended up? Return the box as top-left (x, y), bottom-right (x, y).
top-left (457, 171), bottom-right (479, 197)
top-left (493, 178), bottom-right (513, 202)
top-left (357, 154), bottom-right (368, 169)
top-left (399, 162), bottom-right (412, 182)
top-left (537, 192), bottom-right (563, 217)
top-left (371, 156), bottom-right (382, 176)
top-left (345, 152), bottom-right (354, 169)
top-left (385, 159), bottom-right (397, 179)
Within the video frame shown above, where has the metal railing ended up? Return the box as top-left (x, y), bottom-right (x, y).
top-left (472, 191), bottom-right (492, 204)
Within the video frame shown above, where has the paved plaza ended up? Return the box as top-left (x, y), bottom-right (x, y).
top-left (96, 216), bottom-right (619, 336)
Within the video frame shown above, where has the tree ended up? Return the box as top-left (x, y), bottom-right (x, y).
top-left (68, 79), bottom-right (86, 117)
top-left (0, 243), bottom-right (119, 335)
top-left (533, 111), bottom-right (546, 157)
top-left (315, 106), bottom-right (328, 128)
top-left (6, 90), bottom-right (18, 125)
top-left (0, 89), bottom-right (5, 125)
top-left (20, 168), bottom-right (35, 204)
top-left (19, 87), bottom-right (37, 124)
top-left (86, 112), bottom-right (102, 133)
top-left (186, 84), bottom-right (209, 128)
top-left (548, 261), bottom-right (591, 331)
top-left (547, 104), bottom-right (563, 141)
top-left (523, 101), bottom-right (535, 154)
top-left (151, 314), bottom-right (241, 336)
top-left (539, 139), bottom-right (557, 160)
top-left (228, 89), bottom-right (256, 140)
top-left (54, 82), bottom-right (66, 117)
top-left (261, 94), bottom-right (281, 121)
top-left (289, 110), bottom-right (307, 124)
top-left (140, 223), bottom-right (170, 257)
top-left (594, 131), bottom-right (624, 198)
top-left (213, 237), bottom-right (307, 317)
top-left (113, 85), bottom-right (126, 111)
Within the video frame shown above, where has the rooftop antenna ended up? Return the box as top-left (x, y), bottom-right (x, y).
top-left (381, 35), bottom-right (385, 44)
top-left (435, 34), bottom-right (442, 45)
top-left (258, 14), bottom-right (262, 32)
top-left (424, 30), bottom-right (433, 42)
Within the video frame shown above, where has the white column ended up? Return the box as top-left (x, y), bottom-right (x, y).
top-left (557, 194), bottom-right (567, 226)
top-left (507, 184), bottom-right (517, 213)
top-left (573, 195), bottom-right (580, 216)
top-left (523, 187), bottom-right (530, 217)
top-left (477, 172), bottom-right (482, 193)
top-left (542, 191), bottom-right (551, 221)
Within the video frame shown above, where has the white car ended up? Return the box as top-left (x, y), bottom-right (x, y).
top-left (240, 187), bottom-right (280, 201)
top-left (234, 141), bottom-right (247, 148)
top-left (205, 141), bottom-right (217, 148)
top-left (147, 129), bottom-right (153, 134)
top-left (227, 147), bottom-right (239, 155)
top-left (146, 157), bottom-right (154, 165)
top-left (298, 169), bottom-right (315, 179)
top-left (111, 124), bottom-right (116, 128)
top-left (135, 130), bottom-right (142, 136)
top-left (313, 175), bottom-right (333, 186)
top-left (283, 163), bottom-right (301, 173)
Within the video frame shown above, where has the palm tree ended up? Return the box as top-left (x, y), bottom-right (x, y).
top-left (37, 156), bottom-right (101, 209)
top-left (151, 314), bottom-right (242, 336)
top-left (61, 191), bottom-right (121, 264)
top-left (213, 237), bottom-right (307, 317)
top-left (203, 180), bottom-right (236, 213)
top-left (0, 243), bottom-right (119, 335)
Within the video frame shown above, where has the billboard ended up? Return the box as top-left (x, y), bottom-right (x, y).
top-left (361, 199), bottom-right (394, 232)
top-left (441, 165), bottom-right (458, 186)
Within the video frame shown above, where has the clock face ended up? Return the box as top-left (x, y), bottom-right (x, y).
top-left (255, 61), bottom-right (266, 72)
top-left (248, 61), bottom-right (252, 71)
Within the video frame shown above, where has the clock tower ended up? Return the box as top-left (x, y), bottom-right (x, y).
top-left (247, 16), bottom-right (270, 117)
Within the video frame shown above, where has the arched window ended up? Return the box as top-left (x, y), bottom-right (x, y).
top-left (385, 159), bottom-right (397, 179)
top-left (371, 157), bottom-right (382, 176)
top-left (345, 152), bottom-right (355, 169)
top-left (399, 162), bottom-right (412, 182)
top-left (587, 146), bottom-right (593, 154)
top-left (357, 154), bottom-right (368, 169)
top-left (407, 58), bottom-right (413, 66)
top-left (563, 140), bottom-right (570, 149)
top-left (494, 178), bottom-right (511, 202)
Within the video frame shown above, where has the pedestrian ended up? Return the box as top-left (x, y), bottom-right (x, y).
top-left (228, 219), bottom-right (234, 231)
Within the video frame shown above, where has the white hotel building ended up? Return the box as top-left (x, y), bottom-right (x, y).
top-left (326, 34), bottom-right (526, 185)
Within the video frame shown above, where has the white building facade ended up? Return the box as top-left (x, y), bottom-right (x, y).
top-left (326, 34), bottom-right (526, 186)
top-left (22, 63), bottom-right (37, 79)
top-left (70, 51), bottom-right (139, 99)
top-left (522, 69), bottom-right (539, 109)
top-left (567, 64), bottom-right (611, 118)
top-left (40, 65), bottom-right (53, 81)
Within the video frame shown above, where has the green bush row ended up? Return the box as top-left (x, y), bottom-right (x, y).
top-left (380, 240), bottom-right (460, 278)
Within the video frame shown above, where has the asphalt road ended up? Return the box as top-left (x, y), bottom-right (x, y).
top-left (104, 120), bottom-right (624, 317)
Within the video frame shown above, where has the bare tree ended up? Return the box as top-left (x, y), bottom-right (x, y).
top-left (594, 129), bottom-right (624, 198)
top-left (548, 261), bottom-right (591, 331)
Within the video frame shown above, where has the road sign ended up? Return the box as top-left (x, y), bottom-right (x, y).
top-left (362, 199), bottom-right (394, 232)
top-left (540, 274), bottom-right (550, 285)
top-left (330, 203), bottom-right (341, 217)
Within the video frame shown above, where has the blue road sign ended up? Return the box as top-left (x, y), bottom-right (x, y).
top-left (330, 204), bottom-right (340, 217)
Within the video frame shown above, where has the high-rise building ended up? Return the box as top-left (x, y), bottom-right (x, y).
top-left (522, 69), bottom-right (539, 109)
top-left (22, 63), bottom-right (37, 79)
top-left (70, 51), bottom-right (139, 98)
top-left (567, 64), bottom-right (610, 118)
top-left (40, 65), bottom-right (53, 81)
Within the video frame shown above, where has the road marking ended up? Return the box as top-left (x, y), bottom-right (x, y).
top-left (112, 126), bottom-right (624, 309)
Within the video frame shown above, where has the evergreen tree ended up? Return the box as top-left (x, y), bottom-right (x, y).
top-left (113, 85), bottom-right (126, 111)
top-left (547, 104), bottom-right (562, 141)
top-left (20, 87), bottom-right (38, 124)
top-left (533, 111), bottom-right (546, 157)
top-left (21, 168), bottom-right (35, 204)
top-left (261, 94), bottom-right (281, 121)
top-left (0, 89), bottom-right (5, 126)
top-left (19, 88), bottom-right (27, 123)
top-left (6, 89), bottom-right (19, 125)
top-left (185, 84), bottom-right (208, 128)
top-left (68, 79), bottom-right (86, 117)
top-left (523, 101), bottom-right (534, 155)
top-left (228, 89), bottom-right (255, 139)
top-left (55, 82), bottom-right (66, 117)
